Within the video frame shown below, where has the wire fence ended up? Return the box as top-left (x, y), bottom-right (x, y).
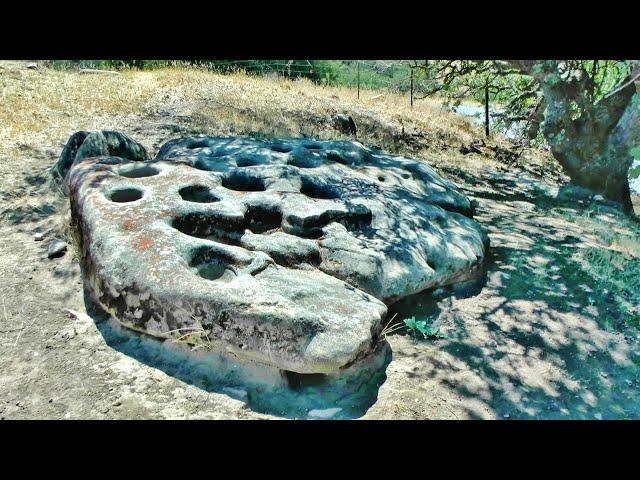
top-left (49, 59), bottom-right (517, 138)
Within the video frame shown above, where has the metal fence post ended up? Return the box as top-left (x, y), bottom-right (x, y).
top-left (357, 61), bottom-right (360, 100)
top-left (410, 67), bottom-right (414, 109)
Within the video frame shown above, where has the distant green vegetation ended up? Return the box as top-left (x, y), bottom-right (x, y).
top-left (325, 61), bottom-right (413, 91)
top-left (49, 60), bottom-right (416, 90)
top-left (51, 60), bottom-right (340, 83)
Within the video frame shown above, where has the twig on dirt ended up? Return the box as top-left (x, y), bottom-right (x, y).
top-left (13, 303), bottom-right (35, 346)
top-left (79, 69), bottom-right (121, 76)
top-left (443, 402), bottom-right (460, 420)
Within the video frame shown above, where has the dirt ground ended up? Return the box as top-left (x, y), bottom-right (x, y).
top-left (1, 62), bottom-right (639, 420)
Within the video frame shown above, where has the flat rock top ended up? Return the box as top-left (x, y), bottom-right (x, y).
top-left (69, 136), bottom-right (488, 373)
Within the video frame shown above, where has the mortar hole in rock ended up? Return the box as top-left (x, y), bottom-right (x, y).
top-left (192, 159), bottom-right (216, 171)
top-left (283, 370), bottom-right (329, 390)
top-left (179, 185), bottom-right (220, 203)
top-left (108, 188), bottom-right (143, 203)
top-left (287, 155), bottom-right (320, 169)
top-left (270, 143), bottom-right (292, 153)
top-left (378, 176), bottom-right (386, 182)
top-left (189, 247), bottom-right (236, 282)
top-left (173, 212), bottom-right (243, 238)
top-left (222, 173), bottom-right (267, 192)
top-left (326, 150), bottom-right (349, 165)
top-left (118, 165), bottom-right (159, 178)
top-left (300, 177), bottom-right (340, 199)
top-left (244, 205), bottom-right (283, 233)
top-left (236, 156), bottom-right (262, 167)
top-left (186, 138), bottom-right (210, 149)
top-left (303, 142), bottom-right (323, 150)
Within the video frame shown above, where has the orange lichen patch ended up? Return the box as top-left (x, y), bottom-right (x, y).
top-left (122, 219), bottom-right (138, 231)
top-left (135, 235), bottom-right (155, 252)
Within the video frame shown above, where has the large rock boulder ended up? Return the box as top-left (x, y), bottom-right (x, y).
top-left (68, 135), bottom-right (488, 374)
top-left (52, 130), bottom-right (149, 186)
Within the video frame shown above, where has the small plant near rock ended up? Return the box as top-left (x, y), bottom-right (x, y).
top-left (403, 316), bottom-right (446, 340)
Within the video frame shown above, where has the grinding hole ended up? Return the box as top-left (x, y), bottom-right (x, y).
top-left (326, 150), bottom-right (349, 165)
top-left (186, 138), bottom-right (210, 149)
top-left (270, 143), bottom-right (292, 153)
top-left (189, 247), bottom-right (236, 282)
top-left (172, 212), bottom-right (244, 238)
top-left (222, 173), bottom-right (266, 192)
top-left (303, 142), bottom-right (323, 150)
top-left (378, 176), bottom-right (386, 182)
top-left (179, 185), bottom-right (220, 203)
top-left (108, 188), bottom-right (143, 203)
top-left (193, 159), bottom-right (215, 171)
top-left (401, 173), bottom-right (411, 179)
top-left (287, 155), bottom-right (320, 169)
top-left (282, 370), bottom-right (329, 390)
top-left (118, 165), bottom-right (159, 178)
top-left (236, 156), bottom-right (262, 167)
top-left (300, 177), bottom-right (340, 199)
top-left (244, 205), bottom-right (282, 233)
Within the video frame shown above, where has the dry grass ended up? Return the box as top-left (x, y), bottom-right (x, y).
top-left (0, 60), bottom-right (512, 165)
top-left (0, 63), bottom-right (156, 157)
top-left (0, 59), bottom-right (562, 214)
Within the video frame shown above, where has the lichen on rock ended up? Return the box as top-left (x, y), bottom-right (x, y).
top-left (68, 134), bottom-right (489, 374)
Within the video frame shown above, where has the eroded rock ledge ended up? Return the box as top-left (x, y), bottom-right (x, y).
top-left (68, 135), bottom-right (489, 374)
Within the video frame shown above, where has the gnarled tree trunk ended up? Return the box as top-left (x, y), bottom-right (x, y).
top-left (514, 61), bottom-right (640, 212)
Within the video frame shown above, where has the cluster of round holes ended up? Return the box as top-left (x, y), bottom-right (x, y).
top-left (118, 165), bottom-right (159, 178)
top-left (179, 185), bottom-right (220, 203)
top-left (108, 188), bottom-right (143, 203)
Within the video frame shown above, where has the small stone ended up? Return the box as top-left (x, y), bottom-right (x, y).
top-left (34, 232), bottom-right (44, 241)
top-left (308, 407), bottom-right (342, 420)
top-left (330, 114), bottom-right (357, 136)
top-left (593, 194), bottom-right (605, 202)
top-left (112, 400), bottom-right (122, 407)
top-left (600, 372), bottom-right (608, 378)
top-left (26, 62), bottom-right (38, 70)
top-left (594, 413), bottom-right (603, 420)
top-left (503, 413), bottom-right (510, 419)
top-left (47, 240), bottom-right (67, 258)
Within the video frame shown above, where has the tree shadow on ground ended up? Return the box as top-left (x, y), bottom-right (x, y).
top-left (388, 169), bottom-right (640, 419)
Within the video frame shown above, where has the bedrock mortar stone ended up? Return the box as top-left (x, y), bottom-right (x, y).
top-left (68, 135), bottom-right (489, 373)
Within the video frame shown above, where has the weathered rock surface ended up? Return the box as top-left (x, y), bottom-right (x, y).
top-left (331, 114), bottom-right (357, 136)
top-left (68, 135), bottom-right (488, 374)
top-left (52, 130), bottom-right (149, 185)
